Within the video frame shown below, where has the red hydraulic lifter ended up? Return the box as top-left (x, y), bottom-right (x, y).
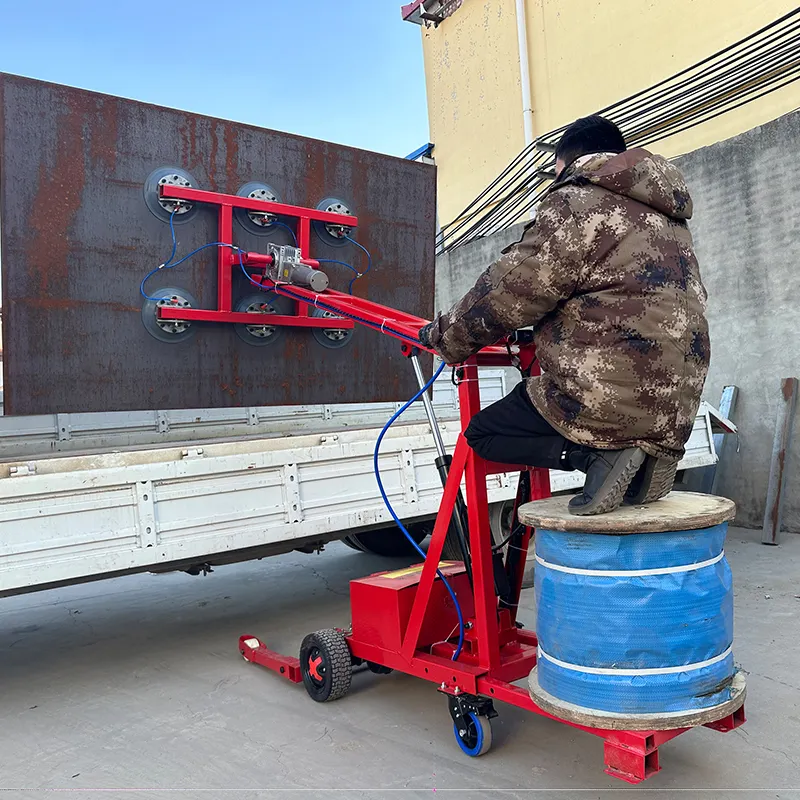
top-left (236, 273), bottom-right (745, 786)
top-left (144, 184), bottom-right (744, 784)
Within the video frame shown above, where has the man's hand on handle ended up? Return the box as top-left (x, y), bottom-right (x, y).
top-left (418, 321), bottom-right (436, 350)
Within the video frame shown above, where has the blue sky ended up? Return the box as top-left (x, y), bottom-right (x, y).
top-left (0, 0), bottom-right (430, 157)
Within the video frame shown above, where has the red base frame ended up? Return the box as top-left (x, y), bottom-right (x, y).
top-left (235, 308), bottom-right (745, 783)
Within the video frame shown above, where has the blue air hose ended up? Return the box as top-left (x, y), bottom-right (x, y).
top-left (265, 220), bottom-right (298, 245)
top-left (344, 235), bottom-right (372, 294)
top-left (373, 360), bottom-right (465, 661)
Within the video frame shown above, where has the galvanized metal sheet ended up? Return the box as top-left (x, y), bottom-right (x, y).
top-left (0, 74), bottom-right (436, 414)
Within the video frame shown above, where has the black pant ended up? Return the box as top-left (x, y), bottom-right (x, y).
top-left (464, 381), bottom-right (568, 470)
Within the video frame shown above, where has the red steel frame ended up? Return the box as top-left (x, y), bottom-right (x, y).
top-left (231, 259), bottom-right (745, 785)
top-left (155, 184), bottom-right (357, 331)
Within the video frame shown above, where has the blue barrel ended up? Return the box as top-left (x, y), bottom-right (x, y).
top-left (532, 503), bottom-right (736, 716)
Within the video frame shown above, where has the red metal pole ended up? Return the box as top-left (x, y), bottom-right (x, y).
top-left (458, 361), bottom-right (500, 671)
top-left (218, 204), bottom-right (233, 313)
top-left (297, 218), bottom-right (312, 317)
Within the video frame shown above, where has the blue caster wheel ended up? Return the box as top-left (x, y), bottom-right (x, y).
top-left (453, 711), bottom-right (493, 757)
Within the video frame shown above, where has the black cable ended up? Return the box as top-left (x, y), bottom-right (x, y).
top-left (463, 38), bottom-right (800, 242)
top-left (438, 9), bottom-right (800, 253)
top-left (492, 520), bottom-right (524, 553)
top-left (443, 32), bottom-right (800, 247)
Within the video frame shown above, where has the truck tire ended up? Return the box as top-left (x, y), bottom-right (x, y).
top-left (440, 500), bottom-right (514, 562)
top-left (341, 535), bottom-right (368, 553)
top-left (341, 521), bottom-right (430, 557)
top-left (441, 530), bottom-right (467, 561)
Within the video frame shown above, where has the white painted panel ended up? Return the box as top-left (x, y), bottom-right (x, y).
top-left (0, 368), bottom-right (722, 596)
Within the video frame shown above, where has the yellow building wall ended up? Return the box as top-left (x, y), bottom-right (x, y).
top-left (422, 0), bottom-right (800, 228)
top-left (422, 0), bottom-right (525, 228)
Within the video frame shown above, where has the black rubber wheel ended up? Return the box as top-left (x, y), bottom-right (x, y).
top-left (453, 711), bottom-right (493, 757)
top-left (299, 629), bottom-right (352, 702)
top-left (344, 521), bottom-right (430, 557)
top-left (366, 661), bottom-right (393, 675)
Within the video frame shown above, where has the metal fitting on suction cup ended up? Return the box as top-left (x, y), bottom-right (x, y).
top-left (235, 182), bottom-right (283, 236)
top-left (143, 167), bottom-right (199, 224)
top-left (141, 287), bottom-right (199, 343)
top-left (313, 197), bottom-right (355, 248)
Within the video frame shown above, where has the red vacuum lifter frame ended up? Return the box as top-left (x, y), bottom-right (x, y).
top-left (236, 277), bottom-right (745, 785)
top-left (155, 183), bottom-right (356, 332)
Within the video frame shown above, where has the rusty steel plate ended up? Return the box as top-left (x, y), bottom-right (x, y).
top-left (0, 74), bottom-right (436, 414)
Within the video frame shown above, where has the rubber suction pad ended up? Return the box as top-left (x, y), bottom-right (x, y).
top-left (234, 293), bottom-right (294, 346)
top-left (313, 197), bottom-right (354, 248)
top-left (141, 287), bottom-right (199, 343)
top-left (311, 306), bottom-right (354, 349)
top-left (143, 167), bottom-right (199, 224)
top-left (234, 182), bottom-right (287, 237)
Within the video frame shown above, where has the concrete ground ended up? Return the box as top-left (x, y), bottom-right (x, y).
top-left (1, 527), bottom-right (799, 798)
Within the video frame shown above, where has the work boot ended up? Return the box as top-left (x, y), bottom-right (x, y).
top-left (624, 456), bottom-right (679, 505)
top-left (566, 446), bottom-right (646, 516)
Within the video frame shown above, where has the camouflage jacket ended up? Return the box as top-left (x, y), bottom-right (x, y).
top-left (426, 149), bottom-right (710, 458)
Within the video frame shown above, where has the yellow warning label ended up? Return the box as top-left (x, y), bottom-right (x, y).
top-left (381, 562), bottom-right (457, 579)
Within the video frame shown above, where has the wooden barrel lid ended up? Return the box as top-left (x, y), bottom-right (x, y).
top-left (527, 666), bottom-right (746, 731)
top-left (518, 491), bottom-right (735, 534)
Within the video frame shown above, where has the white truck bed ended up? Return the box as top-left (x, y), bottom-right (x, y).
top-left (0, 370), bottom-right (733, 597)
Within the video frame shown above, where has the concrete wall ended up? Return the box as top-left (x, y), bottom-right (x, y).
top-left (434, 221), bottom-right (525, 393)
top-left (435, 110), bottom-right (800, 531)
top-left (675, 111), bottom-right (800, 531)
top-left (434, 221), bottom-right (524, 313)
top-left (419, 0), bottom-right (800, 228)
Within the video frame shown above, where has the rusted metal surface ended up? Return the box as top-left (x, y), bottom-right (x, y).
top-left (0, 74), bottom-right (436, 414)
top-left (762, 377), bottom-right (798, 545)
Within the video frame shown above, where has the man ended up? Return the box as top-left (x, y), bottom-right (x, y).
top-left (420, 115), bottom-right (709, 515)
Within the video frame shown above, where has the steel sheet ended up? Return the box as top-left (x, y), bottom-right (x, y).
top-left (0, 74), bottom-right (436, 414)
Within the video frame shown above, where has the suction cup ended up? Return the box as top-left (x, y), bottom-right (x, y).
top-left (310, 306), bottom-right (354, 349)
top-left (234, 293), bottom-right (294, 346)
top-left (312, 197), bottom-right (354, 248)
top-left (141, 287), bottom-right (199, 343)
top-left (143, 167), bottom-right (199, 224)
top-left (234, 182), bottom-right (285, 237)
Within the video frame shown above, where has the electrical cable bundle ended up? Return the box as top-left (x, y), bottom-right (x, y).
top-left (438, 8), bottom-right (800, 253)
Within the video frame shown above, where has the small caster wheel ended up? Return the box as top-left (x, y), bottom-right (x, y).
top-left (453, 711), bottom-right (493, 757)
top-left (366, 661), bottom-right (393, 675)
top-left (299, 629), bottom-right (352, 702)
